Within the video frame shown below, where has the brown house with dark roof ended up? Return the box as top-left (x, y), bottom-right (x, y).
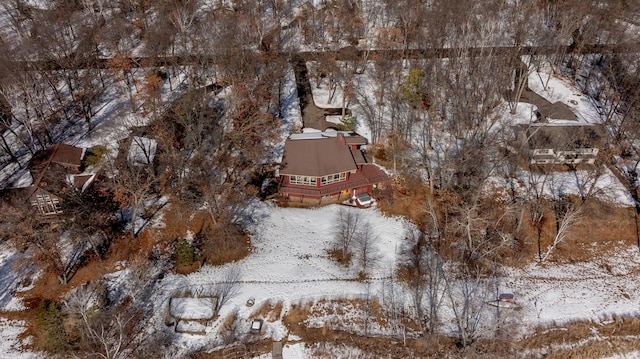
top-left (29, 144), bottom-right (84, 172)
top-left (278, 132), bottom-right (388, 202)
top-left (16, 144), bottom-right (91, 215)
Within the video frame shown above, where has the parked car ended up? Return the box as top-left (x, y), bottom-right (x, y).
top-left (356, 193), bottom-right (374, 207)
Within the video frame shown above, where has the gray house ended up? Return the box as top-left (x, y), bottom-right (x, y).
top-left (516, 123), bottom-right (606, 166)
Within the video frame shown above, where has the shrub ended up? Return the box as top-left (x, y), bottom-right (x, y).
top-left (328, 247), bottom-right (352, 266)
top-left (84, 145), bottom-right (107, 167)
top-left (176, 238), bottom-right (194, 266)
top-left (336, 114), bottom-right (357, 131)
top-left (199, 223), bottom-right (250, 265)
top-left (34, 299), bottom-right (69, 353)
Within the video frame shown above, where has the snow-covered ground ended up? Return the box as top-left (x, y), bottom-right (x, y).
top-left (308, 60), bottom-right (391, 143)
top-left (150, 203), bottom-right (409, 354)
top-left (0, 243), bottom-right (36, 312)
top-left (527, 61), bottom-right (603, 124)
top-left (143, 202), bottom-right (640, 356)
top-left (0, 319), bottom-right (42, 359)
top-left (272, 66), bottom-right (303, 165)
top-left (484, 166), bottom-right (636, 206)
top-left (509, 245), bottom-right (640, 325)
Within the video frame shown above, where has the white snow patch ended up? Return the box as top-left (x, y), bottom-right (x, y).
top-left (0, 318), bottom-right (42, 358)
top-left (513, 167), bottom-right (635, 206)
top-left (527, 62), bottom-right (603, 124)
top-left (506, 245), bottom-right (640, 326)
top-left (170, 297), bottom-right (217, 321)
top-left (0, 243), bottom-right (36, 312)
top-left (603, 352), bottom-right (640, 359)
top-left (325, 115), bottom-right (344, 125)
top-left (128, 136), bottom-right (158, 166)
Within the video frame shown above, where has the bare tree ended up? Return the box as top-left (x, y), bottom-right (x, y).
top-left (0, 70), bottom-right (60, 154)
top-left (354, 223), bottom-right (381, 279)
top-left (210, 265), bottom-right (242, 315)
top-left (334, 207), bottom-right (361, 261)
top-left (219, 309), bottom-right (243, 346)
top-left (66, 282), bottom-right (141, 359)
top-left (12, 220), bottom-right (80, 285)
top-left (167, 0), bottom-right (199, 56)
top-left (541, 201), bottom-right (584, 262)
top-left (444, 267), bottom-right (492, 348)
top-left (571, 166), bottom-right (606, 203)
top-left (523, 169), bottom-right (551, 262)
top-left (109, 154), bottom-right (159, 240)
top-left (61, 183), bottom-right (120, 259)
top-left (509, 58), bottom-right (533, 115)
top-left (380, 275), bottom-right (409, 339)
top-left (398, 225), bottom-right (446, 335)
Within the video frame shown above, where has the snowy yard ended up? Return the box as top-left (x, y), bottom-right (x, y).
top-left (508, 245), bottom-right (640, 325)
top-left (134, 202), bottom-right (640, 355)
top-left (2, 198), bottom-right (640, 356)
top-left (149, 203), bottom-right (409, 352)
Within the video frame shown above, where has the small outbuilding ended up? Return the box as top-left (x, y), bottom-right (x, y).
top-left (499, 293), bottom-right (515, 302)
top-left (168, 296), bottom-right (218, 335)
top-left (250, 319), bottom-right (264, 334)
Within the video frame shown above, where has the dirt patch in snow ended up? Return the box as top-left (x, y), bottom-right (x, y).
top-left (516, 316), bottom-right (640, 358)
top-left (281, 298), bottom-right (456, 358)
top-left (249, 300), bottom-right (284, 323)
top-left (519, 201), bottom-right (638, 265)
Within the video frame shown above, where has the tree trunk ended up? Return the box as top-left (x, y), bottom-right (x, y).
top-left (131, 194), bottom-right (138, 240)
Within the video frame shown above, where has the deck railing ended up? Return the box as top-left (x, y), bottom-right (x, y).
top-left (280, 173), bottom-right (388, 196)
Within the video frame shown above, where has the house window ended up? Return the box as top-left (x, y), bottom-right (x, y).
top-left (534, 149), bottom-right (553, 155)
top-left (31, 194), bottom-right (63, 215)
top-left (289, 175), bottom-right (317, 186)
top-left (320, 172), bottom-right (346, 186)
top-left (576, 148), bottom-right (595, 154)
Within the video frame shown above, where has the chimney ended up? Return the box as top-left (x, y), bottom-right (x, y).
top-left (337, 133), bottom-right (346, 147)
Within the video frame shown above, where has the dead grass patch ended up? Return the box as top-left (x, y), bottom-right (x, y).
top-left (516, 201), bottom-right (638, 265)
top-left (154, 202), bottom-right (209, 242)
top-left (249, 300), bottom-right (283, 322)
top-left (282, 298), bottom-right (454, 358)
top-left (558, 204), bottom-right (637, 262)
top-left (199, 225), bottom-right (251, 266)
top-left (395, 262), bottom-right (421, 285)
top-left (377, 178), bottom-right (428, 225)
top-left (276, 195), bottom-right (345, 208)
top-left (282, 302), bottom-right (312, 334)
top-left (327, 248), bottom-right (351, 266)
top-left (0, 308), bottom-right (46, 354)
top-left (599, 315), bottom-right (640, 336)
top-left (193, 338), bottom-right (276, 359)
top-left (175, 262), bottom-right (200, 275)
top-left (515, 316), bottom-right (640, 358)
